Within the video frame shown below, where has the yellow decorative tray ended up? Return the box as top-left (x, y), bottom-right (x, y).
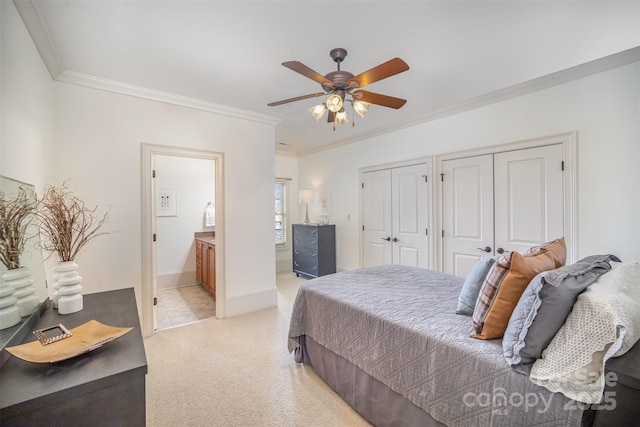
top-left (6, 320), bottom-right (133, 363)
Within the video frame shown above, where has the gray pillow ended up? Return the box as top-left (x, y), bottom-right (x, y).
top-left (456, 257), bottom-right (497, 316)
top-left (503, 254), bottom-right (620, 367)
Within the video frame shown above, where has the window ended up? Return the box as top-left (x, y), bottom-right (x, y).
top-left (275, 179), bottom-right (288, 246)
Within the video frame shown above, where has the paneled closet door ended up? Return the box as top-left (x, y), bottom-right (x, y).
top-left (493, 144), bottom-right (564, 254)
top-left (392, 164), bottom-right (428, 268)
top-left (442, 155), bottom-right (495, 277)
top-left (441, 143), bottom-right (566, 278)
top-left (362, 164), bottom-right (428, 268)
top-left (362, 169), bottom-right (393, 267)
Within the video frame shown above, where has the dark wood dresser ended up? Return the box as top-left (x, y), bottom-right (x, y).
top-left (292, 224), bottom-right (336, 278)
top-left (0, 288), bottom-right (147, 426)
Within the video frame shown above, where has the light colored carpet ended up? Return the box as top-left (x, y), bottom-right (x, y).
top-left (144, 272), bottom-right (371, 426)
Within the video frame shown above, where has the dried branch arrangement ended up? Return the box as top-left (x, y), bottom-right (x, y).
top-left (37, 181), bottom-right (110, 262)
top-left (0, 187), bottom-right (37, 270)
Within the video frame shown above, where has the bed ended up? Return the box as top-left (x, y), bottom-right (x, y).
top-left (288, 264), bottom-right (640, 427)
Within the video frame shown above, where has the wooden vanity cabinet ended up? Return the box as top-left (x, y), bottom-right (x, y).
top-left (196, 239), bottom-right (203, 284)
top-left (196, 239), bottom-right (216, 296)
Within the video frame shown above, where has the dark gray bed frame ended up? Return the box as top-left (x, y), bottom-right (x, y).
top-left (301, 335), bottom-right (640, 427)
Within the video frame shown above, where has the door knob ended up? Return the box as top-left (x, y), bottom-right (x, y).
top-left (381, 237), bottom-right (391, 241)
top-left (496, 247), bottom-right (509, 254)
top-left (392, 238), bottom-right (399, 243)
top-left (477, 246), bottom-right (491, 253)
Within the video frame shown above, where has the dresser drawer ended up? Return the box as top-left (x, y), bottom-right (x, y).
top-left (293, 258), bottom-right (319, 276)
top-left (293, 226), bottom-right (319, 248)
top-left (294, 244), bottom-right (318, 259)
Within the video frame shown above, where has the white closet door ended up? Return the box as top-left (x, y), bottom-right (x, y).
top-left (442, 155), bottom-right (494, 277)
top-left (493, 144), bottom-right (564, 254)
top-left (363, 169), bottom-right (393, 267)
top-left (392, 164), bottom-right (428, 268)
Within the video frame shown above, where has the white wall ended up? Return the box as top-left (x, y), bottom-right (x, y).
top-left (51, 81), bottom-right (277, 319)
top-left (3, 0), bottom-right (277, 325)
top-left (1, 1), bottom-right (54, 307)
top-left (0, 0), bottom-right (54, 188)
top-left (155, 155), bottom-right (215, 289)
top-left (298, 62), bottom-right (640, 271)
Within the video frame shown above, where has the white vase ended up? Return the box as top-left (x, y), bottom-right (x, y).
top-left (54, 261), bottom-right (83, 314)
top-left (0, 274), bottom-right (21, 330)
top-left (52, 269), bottom-right (63, 308)
top-left (4, 267), bottom-right (38, 317)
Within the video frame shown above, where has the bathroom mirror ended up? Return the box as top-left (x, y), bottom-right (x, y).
top-left (0, 176), bottom-right (48, 352)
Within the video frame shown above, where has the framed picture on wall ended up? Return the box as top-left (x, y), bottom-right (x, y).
top-left (157, 189), bottom-right (177, 216)
top-left (319, 191), bottom-right (332, 216)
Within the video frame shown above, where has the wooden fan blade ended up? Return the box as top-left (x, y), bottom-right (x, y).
top-left (327, 110), bottom-right (336, 123)
top-left (354, 90), bottom-right (407, 109)
top-left (282, 61), bottom-right (334, 86)
top-left (348, 58), bottom-right (409, 89)
top-left (267, 92), bottom-right (325, 107)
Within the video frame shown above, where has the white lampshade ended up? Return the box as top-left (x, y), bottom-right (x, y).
top-left (326, 94), bottom-right (343, 113)
top-left (299, 188), bottom-right (314, 203)
top-left (335, 110), bottom-right (349, 126)
top-left (309, 104), bottom-right (326, 121)
top-left (353, 100), bottom-right (371, 118)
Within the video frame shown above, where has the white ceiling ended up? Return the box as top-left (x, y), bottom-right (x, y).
top-left (16, 1), bottom-right (640, 155)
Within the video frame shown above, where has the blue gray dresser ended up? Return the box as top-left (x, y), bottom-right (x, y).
top-left (292, 224), bottom-right (336, 278)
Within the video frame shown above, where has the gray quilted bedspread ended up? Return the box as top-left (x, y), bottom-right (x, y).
top-left (288, 265), bottom-right (583, 427)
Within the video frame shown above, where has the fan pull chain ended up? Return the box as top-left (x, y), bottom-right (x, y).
top-left (351, 102), bottom-right (356, 127)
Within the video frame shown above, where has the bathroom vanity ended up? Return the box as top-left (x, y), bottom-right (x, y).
top-left (195, 232), bottom-right (216, 297)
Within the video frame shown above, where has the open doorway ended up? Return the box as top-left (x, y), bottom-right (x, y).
top-left (141, 144), bottom-right (225, 337)
top-left (154, 155), bottom-right (216, 330)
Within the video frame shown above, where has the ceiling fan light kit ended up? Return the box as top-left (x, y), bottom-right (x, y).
top-left (352, 100), bottom-right (370, 118)
top-left (309, 104), bottom-right (327, 121)
top-left (335, 110), bottom-right (349, 126)
top-left (326, 94), bottom-right (344, 112)
top-left (268, 48), bottom-right (409, 128)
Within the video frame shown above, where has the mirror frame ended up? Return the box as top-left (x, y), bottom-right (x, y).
top-left (0, 176), bottom-right (49, 366)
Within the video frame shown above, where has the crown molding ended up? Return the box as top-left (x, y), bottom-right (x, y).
top-left (13, 0), bottom-right (65, 79)
top-left (274, 149), bottom-right (298, 158)
top-left (14, 0), bottom-right (280, 125)
top-left (56, 70), bottom-right (281, 125)
top-left (14, 0), bottom-right (638, 153)
top-left (297, 46), bottom-right (640, 157)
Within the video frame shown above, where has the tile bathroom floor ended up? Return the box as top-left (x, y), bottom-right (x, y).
top-left (156, 284), bottom-right (215, 331)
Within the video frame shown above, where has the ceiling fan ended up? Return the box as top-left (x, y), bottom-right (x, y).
top-left (267, 48), bottom-right (409, 126)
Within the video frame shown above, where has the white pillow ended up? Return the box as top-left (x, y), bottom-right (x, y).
top-left (530, 262), bottom-right (640, 403)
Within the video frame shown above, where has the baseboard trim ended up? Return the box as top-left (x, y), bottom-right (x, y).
top-left (157, 271), bottom-right (197, 290)
top-left (224, 288), bottom-right (277, 317)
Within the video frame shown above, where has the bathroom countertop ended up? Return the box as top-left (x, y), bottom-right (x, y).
top-left (194, 232), bottom-right (215, 245)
